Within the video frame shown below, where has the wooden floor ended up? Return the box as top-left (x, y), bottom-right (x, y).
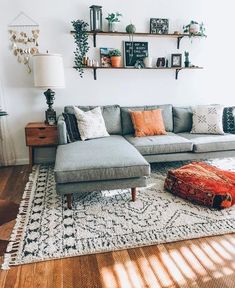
top-left (0, 165), bottom-right (235, 288)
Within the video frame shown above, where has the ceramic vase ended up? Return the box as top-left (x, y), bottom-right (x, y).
top-left (143, 57), bottom-right (152, 68)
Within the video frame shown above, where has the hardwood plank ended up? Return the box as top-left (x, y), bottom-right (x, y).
top-left (53, 259), bottom-right (63, 288)
top-left (3, 266), bottom-right (21, 288)
top-left (34, 260), bottom-right (54, 288)
top-left (18, 263), bottom-right (35, 288)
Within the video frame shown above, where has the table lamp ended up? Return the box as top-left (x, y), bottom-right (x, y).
top-left (33, 53), bottom-right (65, 125)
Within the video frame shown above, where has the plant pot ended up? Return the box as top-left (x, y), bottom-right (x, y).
top-left (189, 23), bottom-right (200, 34)
top-left (111, 56), bottom-right (121, 67)
top-left (184, 61), bottom-right (190, 68)
top-left (108, 22), bottom-right (117, 32)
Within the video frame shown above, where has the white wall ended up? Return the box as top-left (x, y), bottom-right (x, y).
top-left (1, 0), bottom-right (235, 164)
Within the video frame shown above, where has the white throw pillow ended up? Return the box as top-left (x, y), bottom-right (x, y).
top-left (191, 105), bottom-right (224, 134)
top-left (74, 107), bottom-right (109, 141)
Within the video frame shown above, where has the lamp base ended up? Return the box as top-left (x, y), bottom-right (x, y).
top-left (44, 89), bottom-right (56, 125)
top-left (45, 110), bottom-right (56, 125)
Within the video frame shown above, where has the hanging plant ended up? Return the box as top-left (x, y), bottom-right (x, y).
top-left (72, 20), bottom-right (90, 77)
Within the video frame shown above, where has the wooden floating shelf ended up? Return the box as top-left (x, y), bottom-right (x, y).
top-left (70, 31), bottom-right (203, 48)
top-left (73, 66), bottom-right (203, 80)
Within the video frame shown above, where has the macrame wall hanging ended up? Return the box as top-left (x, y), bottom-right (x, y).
top-left (8, 12), bottom-right (40, 73)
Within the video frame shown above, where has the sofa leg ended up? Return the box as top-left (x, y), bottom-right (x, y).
top-left (66, 194), bottom-right (72, 209)
top-left (131, 188), bottom-right (137, 202)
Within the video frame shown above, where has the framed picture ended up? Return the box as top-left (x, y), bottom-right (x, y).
top-left (150, 18), bottom-right (169, 34)
top-left (100, 48), bottom-right (114, 67)
top-left (171, 54), bottom-right (182, 67)
top-left (124, 41), bottom-right (148, 67)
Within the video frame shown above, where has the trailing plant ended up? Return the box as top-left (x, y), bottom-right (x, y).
top-left (183, 21), bottom-right (207, 37)
top-left (105, 12), bottom-right (122, 23)
top-left (72, 19), bottom-right (90, 77)
top-left (109, 49), bottom-right (121, 57)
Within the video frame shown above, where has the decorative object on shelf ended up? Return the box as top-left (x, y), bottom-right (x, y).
top-left (100, 48), bottom-right (114, 67)
top-left (8, 12), bottom-right (40, 73)
top-left (134, 60), bottom-right (145, 69)
top-left (183, 21), bottom-right (207, 37)
top-left (126, 23), bottom-right (136, 43)
top-left (105, 12), bottom-right (122, 32)
top-left (109, 49), bottom-right (122, 68)
top-left (72, 19), bottom-right (90, 77)
top-left (143, 55), bottom-right (152, 68)
top-left (150, 18), bottom-right (169, 34)
top-left (156, 57), bottom-right (166, 68)
top-left (171, 54), bottom-right (182, 68)
top-left (33, 54), bottom-right (65, 125)
top-left (0, 108), bottom-right (8, 117)
top-left (124, 41), bottom-right (148, 67)
top-left (184, 51), bottom-right (190, 67)
top-left (89, 5), bottom-right (103, 31)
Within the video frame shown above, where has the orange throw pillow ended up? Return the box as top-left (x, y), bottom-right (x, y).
top-left (130, 109), bottom-right (167, 137)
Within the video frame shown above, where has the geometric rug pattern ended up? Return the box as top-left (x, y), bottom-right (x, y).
top-left (2, 159), bottom-right (235, 269)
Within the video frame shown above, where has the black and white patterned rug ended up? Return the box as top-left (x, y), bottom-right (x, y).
top-left (2, 159), bottom-right (235, 269)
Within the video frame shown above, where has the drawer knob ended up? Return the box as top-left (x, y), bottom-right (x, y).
top-left (39, 136), bottom-right (46, 139)
top-left (38, 128), bottom-right (45, 130)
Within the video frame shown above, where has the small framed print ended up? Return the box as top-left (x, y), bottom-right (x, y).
top-left (100, 48), bottom-right (114, 67)
top-left (150, 18), bottom-right (169, 34)
top-left (171, 54), bottom-right (182, 68)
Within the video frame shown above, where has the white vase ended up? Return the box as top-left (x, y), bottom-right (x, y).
top-left (144, 57), bottom-right (152, 68)
top-left (108, 22), bottom-right (117, 32)
top-left (189, 24), bottom-right (200, 34)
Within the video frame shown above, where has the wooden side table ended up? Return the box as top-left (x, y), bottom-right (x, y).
top-left (25, 122), bottom-right (58, 170)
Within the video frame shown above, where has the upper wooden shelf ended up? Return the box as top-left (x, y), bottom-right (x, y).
top-left (70, 31), bottom-right (203, 48)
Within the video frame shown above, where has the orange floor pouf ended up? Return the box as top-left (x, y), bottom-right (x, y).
top-left (164, 162), bottom-right (235, 209)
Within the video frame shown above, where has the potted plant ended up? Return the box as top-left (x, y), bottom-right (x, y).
top-left (184, 51), bottom-right (190, 67)
top-left (109, 49), bottom-right (122, 67)
top-left (105, 12), bottom-right (122, 32)
top-left (72, 19), bottom-right (90, 77)
top-left (183, 21), bottom-right (207, 37)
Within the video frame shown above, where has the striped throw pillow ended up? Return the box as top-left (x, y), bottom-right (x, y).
top-left (63, 113), bottom-right (80, 143)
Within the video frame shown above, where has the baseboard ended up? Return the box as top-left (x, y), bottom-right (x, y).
top-left (15, 158), bottom-right (29, 165)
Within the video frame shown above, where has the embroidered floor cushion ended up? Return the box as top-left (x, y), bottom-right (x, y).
top-left (164, 162), bottom-right (235, 209)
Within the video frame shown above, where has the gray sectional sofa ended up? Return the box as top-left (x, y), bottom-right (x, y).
top-left (54, 104), bottom-right (235, 208)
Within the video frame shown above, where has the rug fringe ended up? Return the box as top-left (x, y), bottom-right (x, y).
top-left (1, 165), bottom-right (39, 270)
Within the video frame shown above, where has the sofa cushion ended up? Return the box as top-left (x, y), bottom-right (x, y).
top-left (223, 107), bottom-right (235, 133)
top-left (74, 107), bottom-right (109, 141)
top-left (173, 106), bottom-right (193, 133)
top-left (124, 133), bottom-right (193, 155)
top-left (179, 132), bottom-right (235, 153)
top-left (121, 104), bottom-right (173, 135)
top-left (54, 135), bottom-right (150, 184)
top-left (130, 109), bottom-right (167, 137)
top-left (64, 105), bottom-right (122, 135)
top-left (191, 105), bottom-right (224, 135)
top-left (62, 113), bottom-right (80, 142)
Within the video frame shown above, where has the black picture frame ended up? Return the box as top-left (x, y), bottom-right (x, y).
top-left (171, 54), bottom-right (182, 68)
top-left (150, 18), bottom-right (169, 34)
top-left (124, 41), bottom-right (148, 67)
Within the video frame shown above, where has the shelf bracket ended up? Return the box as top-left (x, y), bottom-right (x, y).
top-left (93, 68), bottom-right (97, 80)
top-left (93, 32), bottom-right (97, 47)
top-left (175, 68), bottom-right (182, 80)
top-left (177, 36), bottom-right (184, 49)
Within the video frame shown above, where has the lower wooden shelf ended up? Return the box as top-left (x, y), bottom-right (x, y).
top-left (74, 66), bottom-right (203, 80)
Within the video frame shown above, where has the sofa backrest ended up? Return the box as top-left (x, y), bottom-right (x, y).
top-left (64, 105), bottom-right (122, 135)
top-left (120, 104), bottom-right (173, 135)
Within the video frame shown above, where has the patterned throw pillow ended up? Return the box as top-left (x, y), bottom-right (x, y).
top-left (130, 109), bottom-right (167, 137)
top-left (62, 113), bottom-right (80, 143)
top-left (223, 107), bottom-right (235, 133)
top-left (74, 107), bottom-right (110, 141)
top-left (191, 105), bottom-right (224, 135)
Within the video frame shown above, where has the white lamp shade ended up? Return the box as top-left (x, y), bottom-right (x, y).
top-left (33, 54), bottom-right (65, 89)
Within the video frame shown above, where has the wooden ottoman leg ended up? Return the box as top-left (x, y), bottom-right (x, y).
top-left (131, 188), bottom-right (137, 202)
top-left (66, 194), bottom-right (73, 209)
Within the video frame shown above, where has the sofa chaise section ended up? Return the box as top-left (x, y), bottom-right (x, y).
top-left (55, 135), bottom-right (150, 208)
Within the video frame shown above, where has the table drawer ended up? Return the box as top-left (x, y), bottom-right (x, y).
top-left (26, 135), bottom-right (58, 146)
top-left (26, 127), bottom-right (57, 137)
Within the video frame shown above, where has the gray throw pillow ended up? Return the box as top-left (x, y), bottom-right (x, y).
top-left (173, 107), bottom-right (193, 133)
